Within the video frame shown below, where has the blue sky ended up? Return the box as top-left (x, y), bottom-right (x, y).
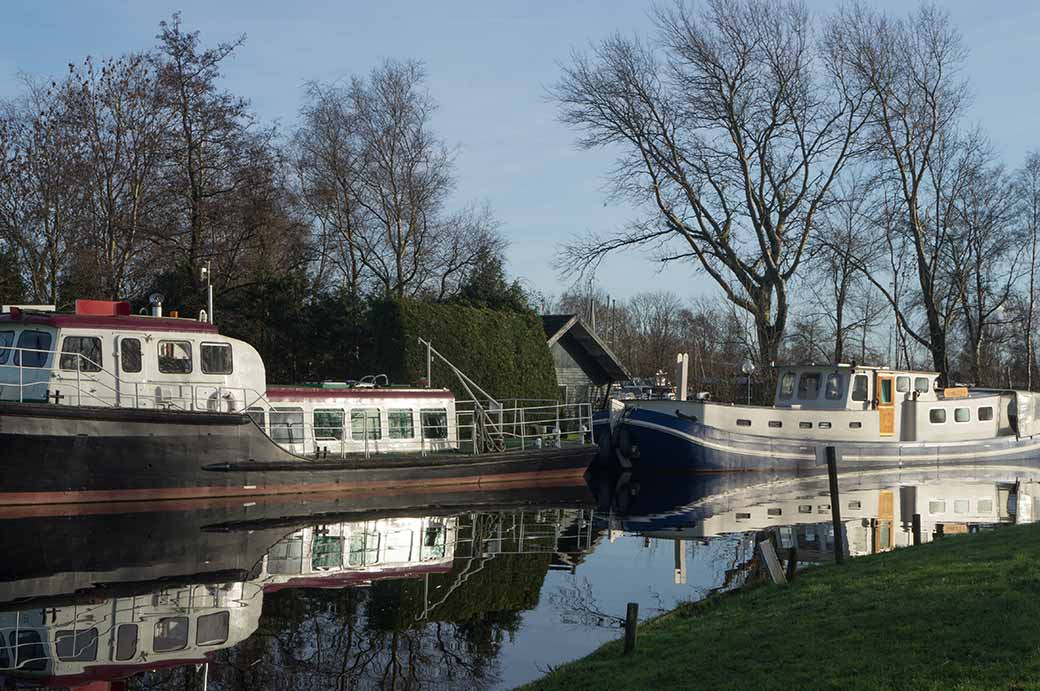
top-left (2, 1), bottom-right (1039, 303)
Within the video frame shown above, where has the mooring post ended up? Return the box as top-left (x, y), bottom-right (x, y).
top-left (912, 513), bottom-right (922, 546)
top-left (623, 602), bottom-right (639, 655)
top-left (785, 547), bottom-right (798, 582)
top-left (826, 446), bottom-right (844, 564)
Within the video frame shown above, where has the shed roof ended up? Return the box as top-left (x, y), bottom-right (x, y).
top-left (542, 314), bottom-right (630, 383)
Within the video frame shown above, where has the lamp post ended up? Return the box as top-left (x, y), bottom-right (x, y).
top-left (741, 361), bottom-right (756, 405)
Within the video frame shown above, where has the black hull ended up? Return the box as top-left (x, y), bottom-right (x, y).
top-left (0, 402), bottom-right (594, 509)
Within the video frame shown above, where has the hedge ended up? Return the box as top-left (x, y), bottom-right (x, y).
top-left (363, 299), bottom-right (558, 402)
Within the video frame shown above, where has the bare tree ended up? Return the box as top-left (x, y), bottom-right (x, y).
top-left (1018, 151), bottom-right (1040, 389)
top-left (552, 0), bottom-right (871, 368)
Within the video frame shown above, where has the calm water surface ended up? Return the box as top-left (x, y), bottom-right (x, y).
top-left (3, 461), bottom-right (1039, 690)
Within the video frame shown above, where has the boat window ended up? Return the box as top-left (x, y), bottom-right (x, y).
top-left (797, 372), bottom-right (820, 400)
top-left (736, 418), bottom-right (751, 427)
top-left (120, 338), bottom-right (142, 373)
top-left (979, 406), bottom-right (994, 422)
top-left (879, 378), bottom-right (893, 404)
top-left (954, 499), bottom-right (969, 514)
top-left (848, 500), bottom-right (862, 510)
top-left (799, 421), bottom-right (812, 429)
top-left (196, 611), bottom-right (230, 646)
top-left (978, 499), bottom-right (994, 513)
top-left (158, 340), bottom-right (192, 374)
top-left (930, 409), bottom-right (946, 424)
top-left (819, 421), bottom-right (832, 429)
top-left (271, 408), bottom-right (304, 443)
top-left (201, 343), bottom-right (233, 375)
top-left (0, 330), bottom-right (13, 365)
top-left (246, 407), bottom-right (266, 430)
top-left (825, 373), bottom-right (844, 400)
top-left (153, 617), bottom-right (189, 652)
top-left (929, 500), bottom-right (946, 514)
top-left (851, 374), bottom-right (868, 402)
top-left (9, 630), bottom-right (46, 671)
top-left (55, 628), bottom-right (98, 662)
top-left (735, 512), bottom-right (751, 521)
top-left (767, 508), bottom-right (782, 517)
top-left (798, 504), bottom-right (812, 514)
top-left (349, 531), bottom-right (380, 566)
top-left (388, 409), bottom-right (415, 439)
top-left (896, 376), bottom-right (910, 393)
top-left (312, 534), bottom-right (345, 569)
top-left (351, 408), bottom-right (382, 440)
top-left (914, 377), bottom-right (930, 394)
top-left (14, 330), bottom-right (52, 368)
top-left (314, 409), bottom-right (344, 440)
top-left (60, 336), bottom-right (102, 372)
top-left (849, 421), bottom-right (862, 429)
top-left (420, 409), bottom-right (449, 439)
top-left (114, 624), bottom-right (138, 661)
top-left (422, 525), bottom-right (447, 559)
top-left (768, 420), bottom-right (782, 428)
top-left (954, 407), bottom-right (970, 423)
top-left (779, 372), bottom-right (795, 400)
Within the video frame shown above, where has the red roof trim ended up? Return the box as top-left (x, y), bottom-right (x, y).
top-left (266, 387), bottom-right (452, 400)
top-left (0, 312), bottom-right (219, 334)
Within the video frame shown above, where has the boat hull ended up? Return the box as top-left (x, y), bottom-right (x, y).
top-left (593, 406), bottom-right (1040, 472)
top-left (0, 402), bottom-right (594, 507)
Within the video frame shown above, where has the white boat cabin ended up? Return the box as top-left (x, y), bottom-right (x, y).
top-left (0, 300), bottom-right (460, 456)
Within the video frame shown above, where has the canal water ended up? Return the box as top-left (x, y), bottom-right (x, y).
top-left (3, 460), bottom-right (1039, 689)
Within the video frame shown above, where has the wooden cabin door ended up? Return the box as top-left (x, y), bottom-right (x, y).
top-left (877, 374), bottom-right (895, 437)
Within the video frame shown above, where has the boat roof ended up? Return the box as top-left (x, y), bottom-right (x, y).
top-left (777, 363), bottom-right (939, 376)
top-left (267, 386), bottom-right (452, 400)
top-left (0, 300), bottom-right (219, 334)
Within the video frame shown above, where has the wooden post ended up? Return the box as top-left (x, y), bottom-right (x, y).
top-left (912, 513), bottom-right (921, 546)
top-left (623, 602), bottom-right (639, 655)
top-left (758, 539), bottom-right (787, 585)
top-left (785, 547), bottom-right (798, 582)
top-left (826, 446), bottom-right (844, 564)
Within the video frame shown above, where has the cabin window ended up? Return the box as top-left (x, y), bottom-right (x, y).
top-left (120, 338), bottom-right (142, 373)
top-left (420, 409), bottom-right (449, 439)
top-left (60, 336), bottom-right (102, 372)
top-left (153, 617), bottom-right (189, 652)
top-left (196, 611), bottom-right (230, 646)
top-left (201, 342), bottom-right (233, 375)
top-left (825, 373), bottom-right (844, 400)
top-left (848, 500), bottom-right (862, 510)
top-left (736, 418), bottom-right (751, 427)
top-left (351, 408), bottom-right (382, 440)
top-left (954, 408), bottom-right (970, 423)
top-left (388, 409), bottom-right (415, 439)
top-left (314, 409), bottom-right (345, 440)
top-left (819, 421), bottom-right (832, 429)
top-left (0, 330), bottom-right (13, 364)
top-left (312, 533), bottom-right (345, 569)
top-left (799, 421), bottom-right (812, 429)
top-left (852, 374), bottom-right (868, 402)
top-left (735, 512), bottom-right (751, 521)
top-left (954, 499), bottom-right (969, 514)
top-left (247, 407), bottom-right (266, 430)
top-left (767, 508), bottom-right (782, 517)
top-left (114, 624), bottom-right (138, 661)
top-left (798, 504), bottom-right (812, 514)
top-left (797, 373), bottom-right (820, 400)
top-left (929, 501), bottom-right (946, 514)
top-left (779, 372), bottom-right (795, 399)
top-left (930, 409), bottom-right (946, 424)
top-left (14, 330), bottom-right (52, 368)
top-left (157, 340), bottom-right (192, 374)
top-left (768, 420), bottom-right (782, 428)
top-left (979, 406), bottom-right (994, 422)
top-left (978, 499), bottom-right (994, 513)
top-left (849, 421), bottom-right (862, 429)
top-left (914, 377), bottom-right (930, 394)
top-left (56, 628), bottom-right (99, 662)
top-left (349, 532), bottom-right (380, 566)
top-left (422, 525), bottom-right (447, 559)
top-left (879, 378), bottom-right (893, 404)
top-left (9, 630), bottom-right (46, 671)
top-left (896, 376), bottom-right (910, 393)
top-left (271, 407), bottom-right (304, 443)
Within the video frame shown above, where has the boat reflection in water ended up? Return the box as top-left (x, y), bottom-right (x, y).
top-left (0, 494), bottom-right (599, 689)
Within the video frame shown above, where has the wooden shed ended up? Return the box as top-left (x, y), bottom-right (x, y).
top-left (542, 314), bottom-right (630, 406)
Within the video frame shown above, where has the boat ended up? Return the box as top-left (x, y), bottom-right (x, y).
top-left (0, 299), bottom-right (595, 507)
top-left (594, 363), bottom-right (1040, 472)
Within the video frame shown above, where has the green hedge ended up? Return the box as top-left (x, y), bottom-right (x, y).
top-left (365, 299), bottom-right (558, 401)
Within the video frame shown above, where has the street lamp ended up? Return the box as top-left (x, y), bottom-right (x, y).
top-left (741, 361), bottom-right (756, 405)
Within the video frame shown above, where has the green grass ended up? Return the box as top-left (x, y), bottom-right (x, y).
top-left (521, 524), bottom-right (1040, 691)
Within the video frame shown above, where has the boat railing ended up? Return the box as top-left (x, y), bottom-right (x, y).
top-left (453, 400), bottom-right (594, 454)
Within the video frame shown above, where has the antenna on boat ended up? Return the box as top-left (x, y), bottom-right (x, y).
top-left (201, 262), bottom-right (214, 325)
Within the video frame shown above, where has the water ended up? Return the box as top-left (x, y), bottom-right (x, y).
top-left (3, 460), bottom-right (1039, 690)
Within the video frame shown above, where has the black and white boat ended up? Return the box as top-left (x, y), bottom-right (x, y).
top-left (0, 299), bottom-right (595, 509)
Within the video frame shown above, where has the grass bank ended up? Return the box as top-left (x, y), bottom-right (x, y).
top-left (522, 524), bottom-right (1040, 690)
